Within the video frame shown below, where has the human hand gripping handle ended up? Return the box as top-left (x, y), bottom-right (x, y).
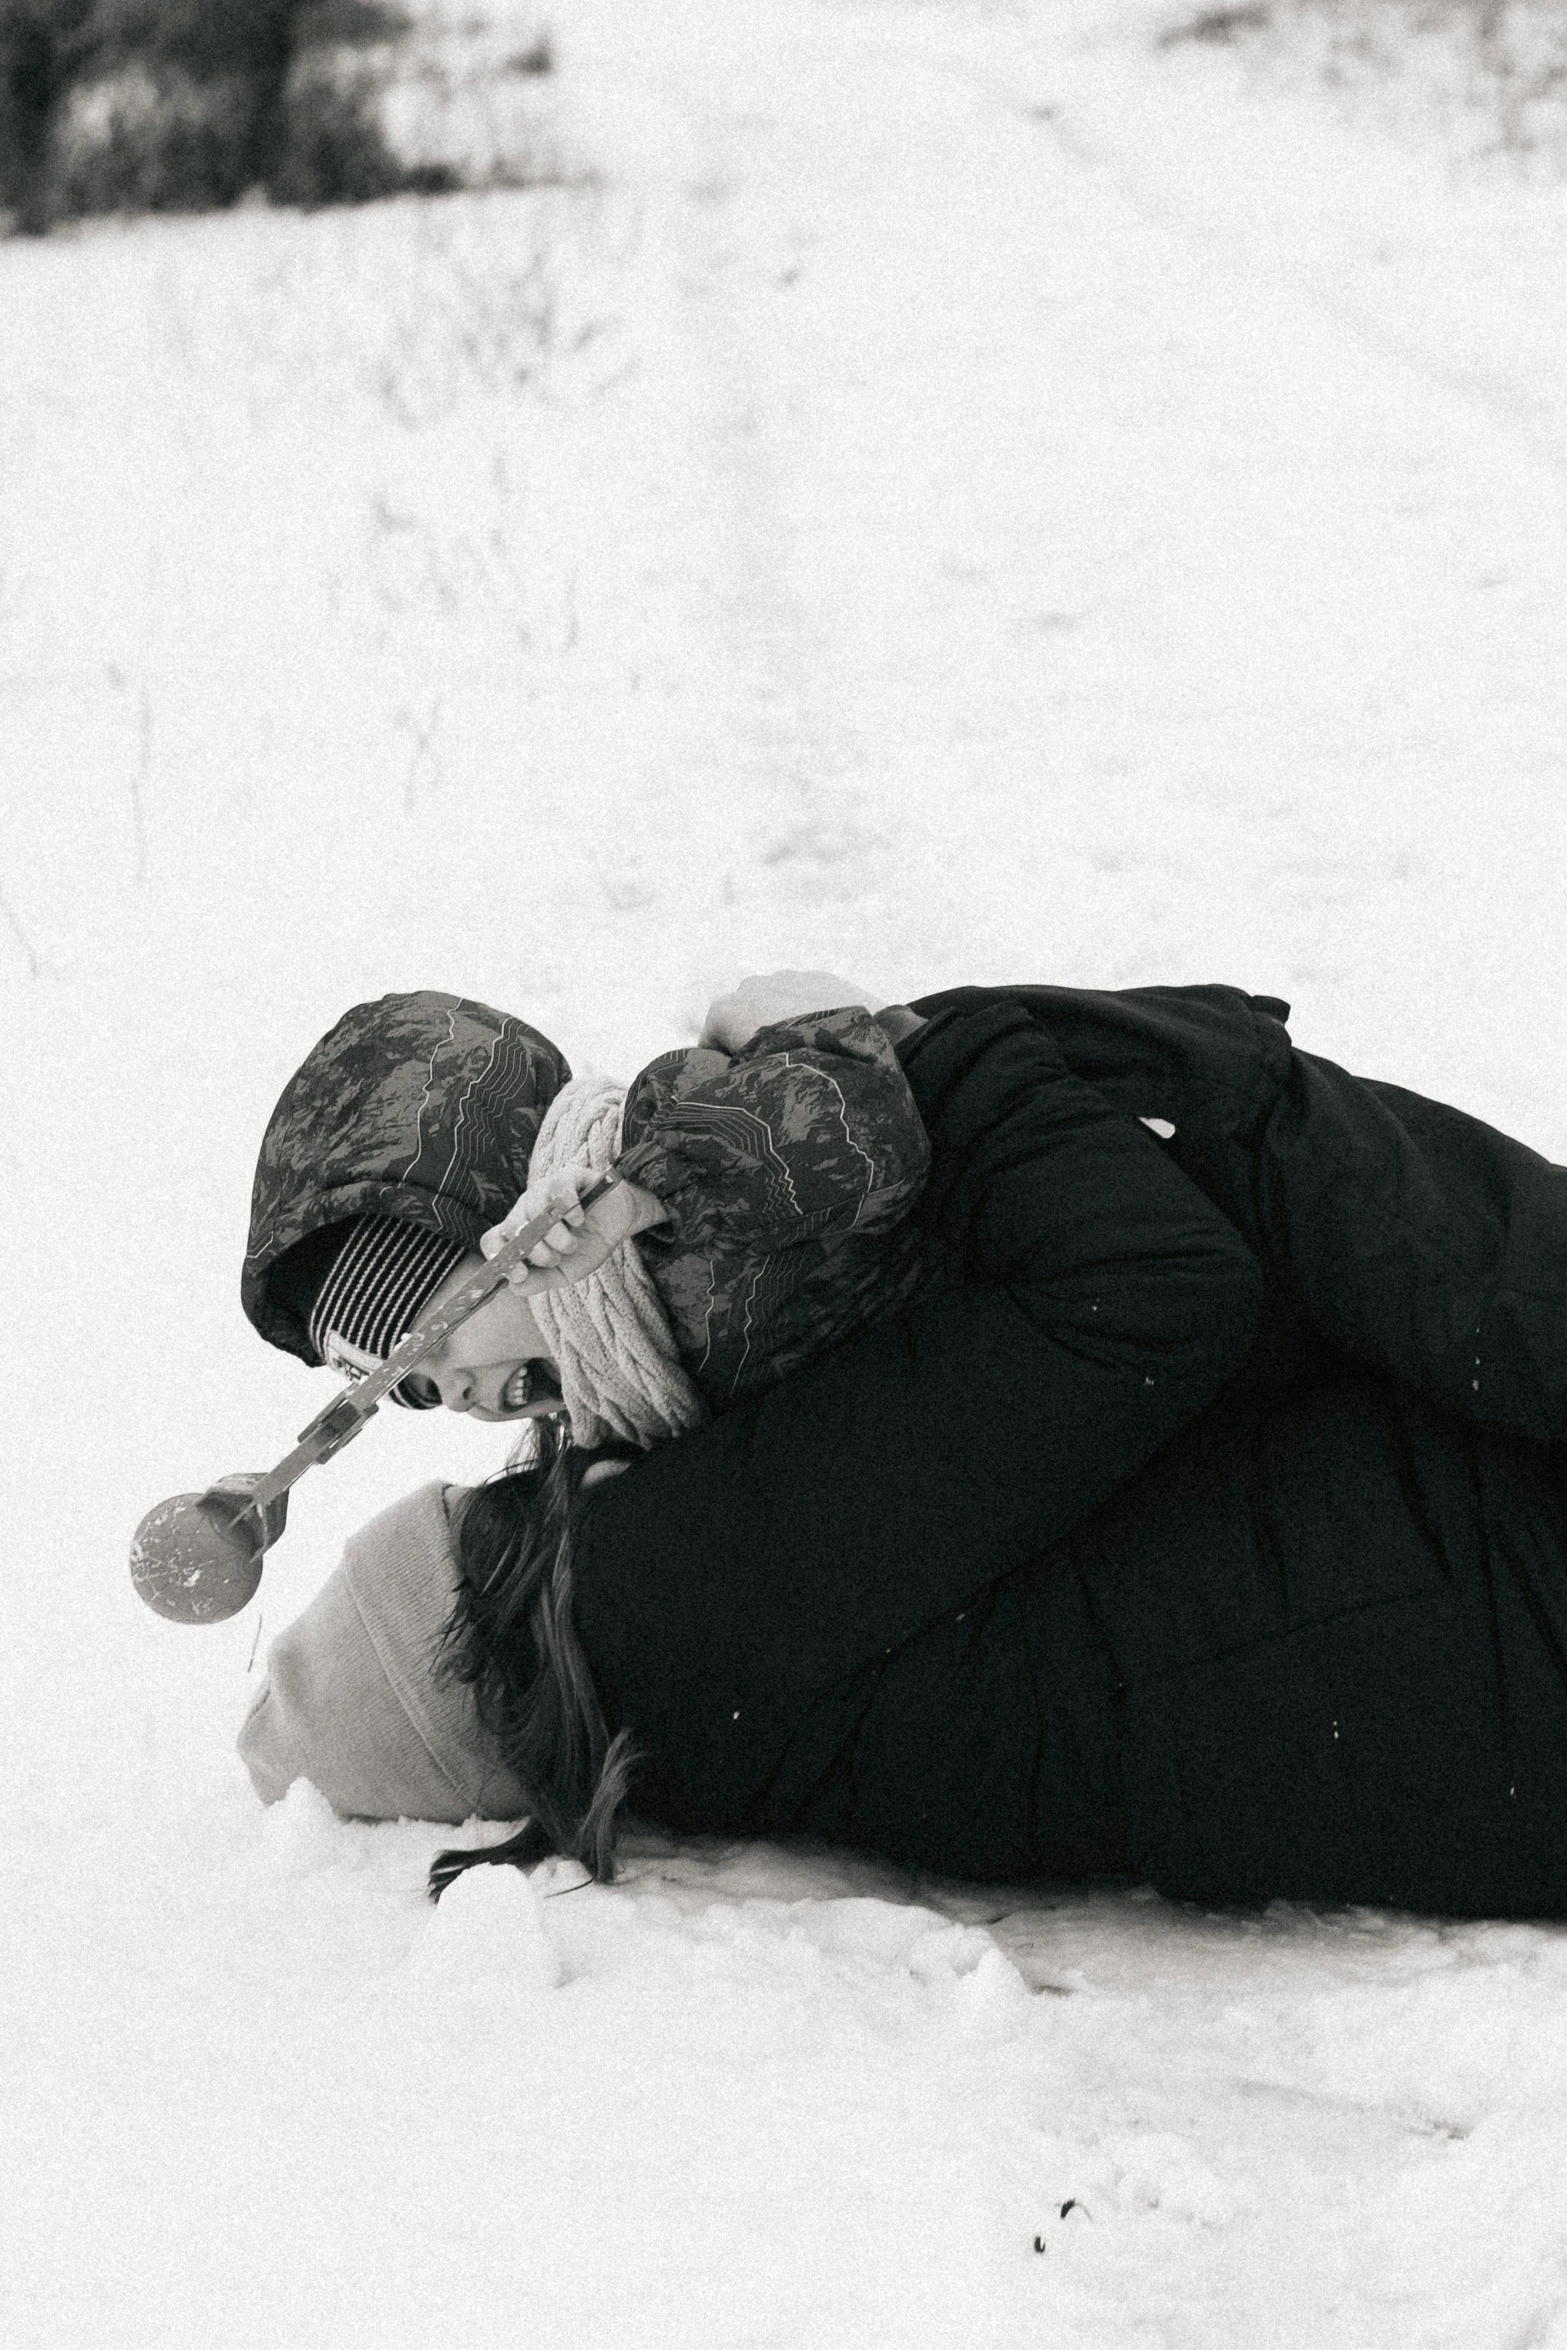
top-left (481, 1164), bottom-right (669, 1288)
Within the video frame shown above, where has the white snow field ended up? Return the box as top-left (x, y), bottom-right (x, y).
top-left (4, 0), bottom-right (1567, 2342)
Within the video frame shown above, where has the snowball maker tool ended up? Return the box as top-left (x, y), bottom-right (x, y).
top-left (130, 1173), bottom-right (623, 1625)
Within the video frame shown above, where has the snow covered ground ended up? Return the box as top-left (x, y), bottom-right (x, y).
top-left (4, 0), bottom-right (1567, 2340)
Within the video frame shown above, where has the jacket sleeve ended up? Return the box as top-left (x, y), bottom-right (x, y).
top-left (576, 1002), bottom-right (1265, 1722)
top-left (615, 1006), bottom-right (930, 1251)
top-left (1256, 1052), bottom-right (1567, 1444)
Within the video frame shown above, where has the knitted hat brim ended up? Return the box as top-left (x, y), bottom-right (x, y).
top-left (237, 1482), bottom-right (529, 1824)
top-left (308, 1217), bottom-right (470, 1409)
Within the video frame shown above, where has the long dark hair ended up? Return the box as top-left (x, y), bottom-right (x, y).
top-left (428, 1416), bottom-right (639, 1901)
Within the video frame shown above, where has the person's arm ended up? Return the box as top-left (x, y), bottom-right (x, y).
top-left (1258, 1053), bottom-right (1567, 1444)
top-left (576, 1000), bottom-right (1264, 1706)
top-left (614, 1003), bottom-right (931, 1252)
top-left (481, 994), bottom-right (929, 1291)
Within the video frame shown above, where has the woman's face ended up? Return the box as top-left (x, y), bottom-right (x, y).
top-left (329, 1254), bottom-right (561, 1421)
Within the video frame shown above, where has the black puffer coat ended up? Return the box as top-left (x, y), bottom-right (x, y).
top-left (573, 990), bottom-right (1567, 1918)
top-left (915, 982), bottom-right (1567, 1445)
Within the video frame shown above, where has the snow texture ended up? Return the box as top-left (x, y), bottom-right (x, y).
top-left (3, 1), bottom-right (1567, 2342)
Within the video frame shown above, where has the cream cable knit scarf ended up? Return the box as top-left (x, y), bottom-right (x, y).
top-left (525, 1076), bottom-right (708, 1451)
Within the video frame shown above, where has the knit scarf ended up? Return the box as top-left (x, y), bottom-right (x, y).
top-left (525, 1076), bottom-right (708, 1451)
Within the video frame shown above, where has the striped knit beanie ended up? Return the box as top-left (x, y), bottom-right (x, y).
top-left (307, 1216), bottom-right (469, 1409)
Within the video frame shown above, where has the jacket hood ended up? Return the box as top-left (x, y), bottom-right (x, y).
top-left (243, 990), bottom-right (571, 1364)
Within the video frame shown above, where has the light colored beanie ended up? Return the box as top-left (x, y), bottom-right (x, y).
top-left (526, 1075), bottom-right (707, 1451)
top-left (237, 1481), bottom-right (529, 1825)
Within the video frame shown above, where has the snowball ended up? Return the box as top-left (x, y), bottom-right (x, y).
top-left (404, 1861), bottom-right (563, 1999)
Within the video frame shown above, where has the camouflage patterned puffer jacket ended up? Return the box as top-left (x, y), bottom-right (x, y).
top-left (616, 1010), bottom-right (933, 1402)
top-left (243, 990), bottom-right (934, 1410)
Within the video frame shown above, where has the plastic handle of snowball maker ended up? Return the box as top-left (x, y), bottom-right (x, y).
top-left (243, 1169), bottom-right (623, 1527)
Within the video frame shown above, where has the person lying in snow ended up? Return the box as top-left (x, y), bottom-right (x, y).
top-left (240, 980), bottom-right (1567, 1921)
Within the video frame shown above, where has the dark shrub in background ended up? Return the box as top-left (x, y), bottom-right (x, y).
top-left (0, 0), bottom-right (459, 230)
top-left (0, 1), bottom-right (94, 229)
top-left (268, 70), bottom-right (454, 207)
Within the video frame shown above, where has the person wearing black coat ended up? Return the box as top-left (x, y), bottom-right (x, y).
top-left (239, 984), bottom-right (1567, 1919)
top-left (549, 991), bottom-right (1567, 1918)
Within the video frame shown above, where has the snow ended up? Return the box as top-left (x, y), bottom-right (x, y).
top-left (3, 0), bottom-right (1567, 2340)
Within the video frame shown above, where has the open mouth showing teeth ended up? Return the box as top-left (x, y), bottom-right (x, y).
top-left (501, 1364), bottom-right (562, 1412)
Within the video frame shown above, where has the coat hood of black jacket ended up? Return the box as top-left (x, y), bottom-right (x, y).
top-left (242, 991), bottom-right (571, 1366)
